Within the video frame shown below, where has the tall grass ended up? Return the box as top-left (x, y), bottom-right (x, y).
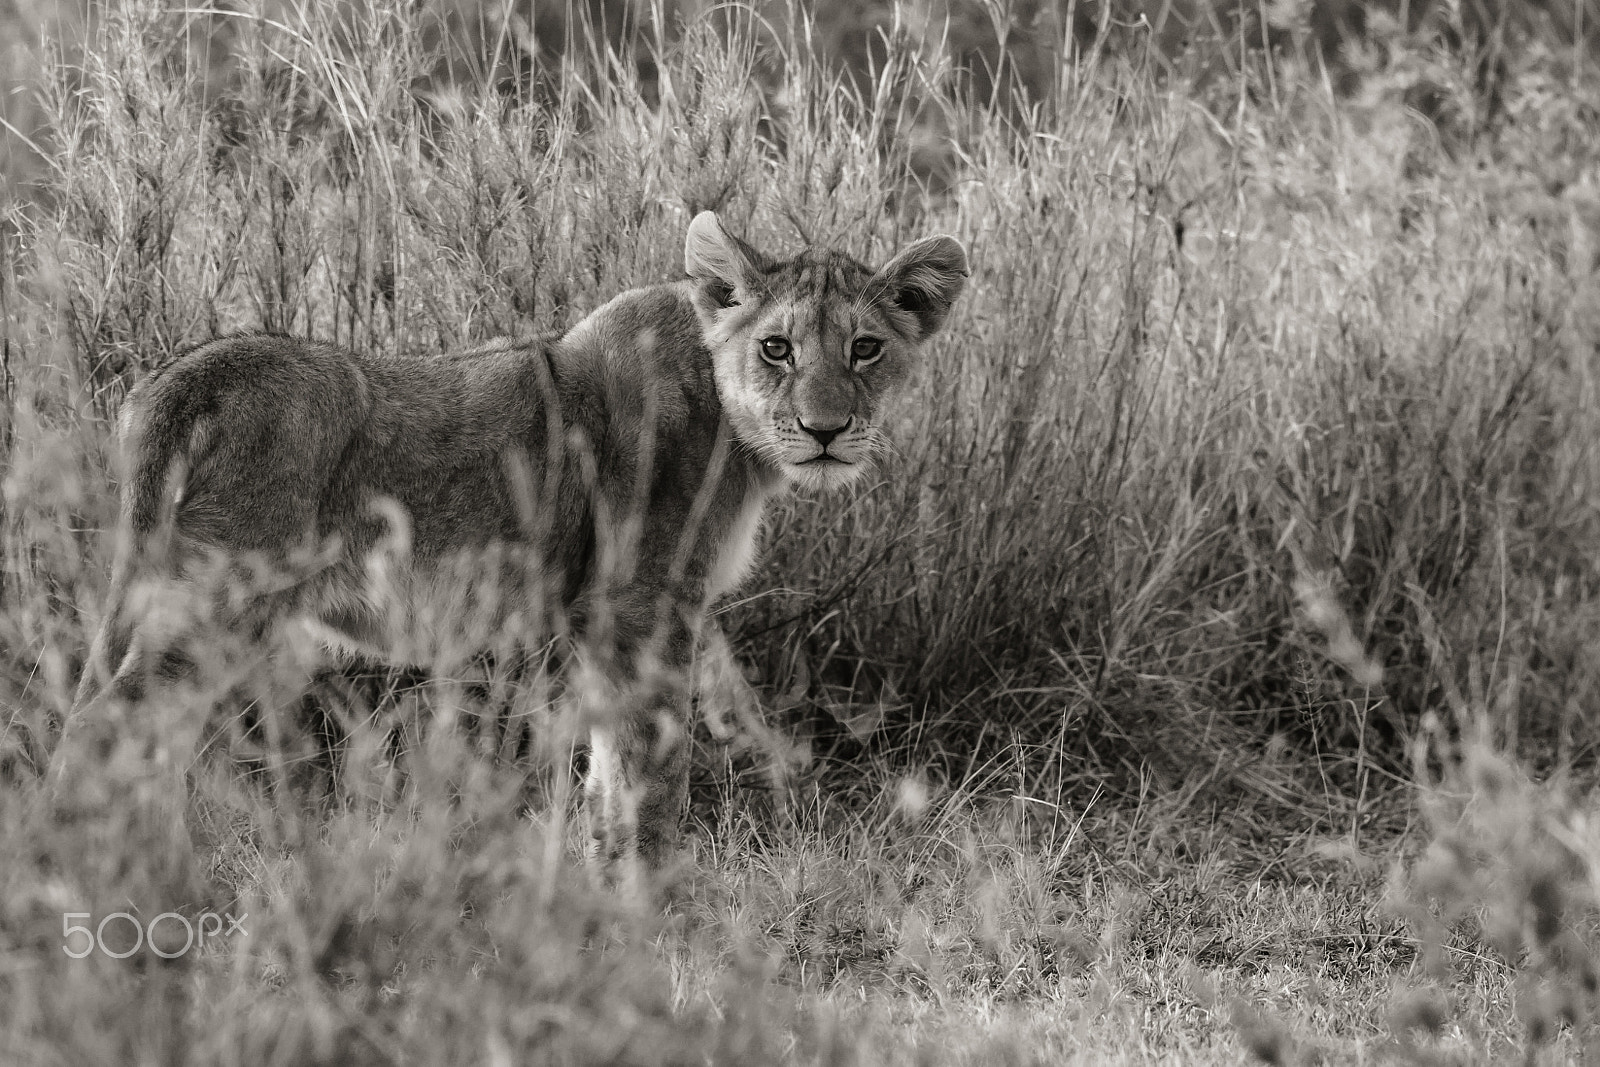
top-left (6, 0), bottom-right (1600, 1061)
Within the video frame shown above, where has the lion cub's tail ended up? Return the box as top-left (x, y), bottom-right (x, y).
top-left (115, 358), bottom-right (207, 563)
top-left (71, 357), bottom-right (210, 712)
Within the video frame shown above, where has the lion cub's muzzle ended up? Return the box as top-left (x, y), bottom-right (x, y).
top-left (776, 414), bottom-right (875, 487)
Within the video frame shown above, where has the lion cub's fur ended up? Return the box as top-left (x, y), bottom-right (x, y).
top-left (59, 212), bottom-right (968, 876)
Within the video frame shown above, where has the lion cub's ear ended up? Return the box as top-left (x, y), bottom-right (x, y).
top-left (685, 211), bottom-right (767, 309)
top-left (869, 235), bottom-right (969, 341)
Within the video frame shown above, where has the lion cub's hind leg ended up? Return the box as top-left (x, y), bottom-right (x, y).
top-left (50, 548), bottom-right (332, 879)
top-left (47, 560), bottom-right (268, 901)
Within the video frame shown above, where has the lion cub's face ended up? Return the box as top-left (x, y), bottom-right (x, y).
top-left (685, 212), bottom-right (968, 491)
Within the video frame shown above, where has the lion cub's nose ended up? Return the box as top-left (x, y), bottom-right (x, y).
top-left (797, 416), bottom-right (851, 448)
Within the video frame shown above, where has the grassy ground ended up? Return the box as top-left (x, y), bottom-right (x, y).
top-left (6, 1), bottom-right (1600, 1063)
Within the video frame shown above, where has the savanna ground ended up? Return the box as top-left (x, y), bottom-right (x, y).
top-left (5, 1), bottom-right (1600, 1063)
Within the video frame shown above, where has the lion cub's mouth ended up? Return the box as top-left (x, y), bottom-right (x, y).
top-left (781, 452), bottom-right (862, 488)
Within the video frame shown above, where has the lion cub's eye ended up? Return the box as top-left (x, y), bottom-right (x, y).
top-left (759, 337), bottom-right (792, 366)
top-left (851, 337), bottom-right (883, 365)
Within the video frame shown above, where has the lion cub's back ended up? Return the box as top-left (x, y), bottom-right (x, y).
top-left (121, 332), bottom-right (577, 564)
top-left (118, 335), bottom-right (379, 552)
top-left (122, 333), bottom-right (374, 448)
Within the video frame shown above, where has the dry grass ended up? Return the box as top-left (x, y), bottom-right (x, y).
top-left (6, 0), bottom-right (1600, 1063)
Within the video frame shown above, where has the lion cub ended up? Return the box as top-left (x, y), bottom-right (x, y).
top-left (60, 212), bottom-right (968, 876)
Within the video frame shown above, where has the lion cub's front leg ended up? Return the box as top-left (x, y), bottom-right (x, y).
top-left (580, 592), bottom-right (698, 884)
top-left (585, 702), bottom-right (690, 878)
